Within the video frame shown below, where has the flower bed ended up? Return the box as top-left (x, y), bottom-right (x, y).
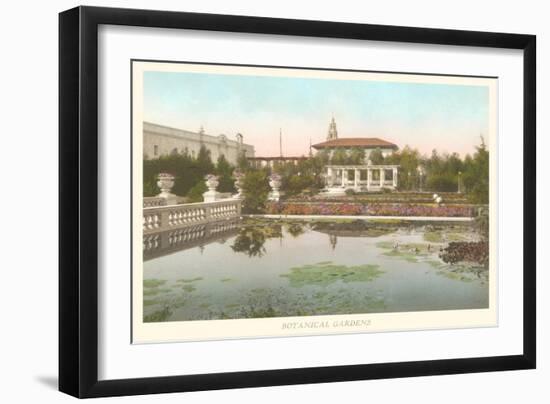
top-left (266, 202), bottom-right (366, 216)
top-left (265, 202), bottom-right (475, 217)
top-left (364, 203), bottom-right (475, 217)
top-left (287, 192), bottom-right (471, 205)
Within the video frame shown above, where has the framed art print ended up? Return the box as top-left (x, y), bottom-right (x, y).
top-left (59, 6), bottom-right (536, 398)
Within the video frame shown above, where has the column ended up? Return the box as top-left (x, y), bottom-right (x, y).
top-left (367, 169), bottom-right (372, 191)
top-left (327, 167), bottom-right (333, 187)
top-left (341, 169), bottom-right (346, 187)
top-left (380, 169), bottom-right (385, 187)
top-left (354, 169), bottom-right (359, 189)
top-left (393, 167), bottom-right (398, 188)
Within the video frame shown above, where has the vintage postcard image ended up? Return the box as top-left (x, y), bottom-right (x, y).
top-left (132, 61), bottom-right (497, 343)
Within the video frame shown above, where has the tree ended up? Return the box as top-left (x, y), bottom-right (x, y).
top-left (369, 147), bottom-right (385, 165)
top-left (349, 147), bottom-right (366, 164)
top-left (330, 148), bottom-right (348, 165)
top-left (186, 181), bottom-right (207, 203)
top-left (462, 137), bottom-right (489, 203)
top-left (241, 170), bottom-right (271, 213)
top-left (315, 150), bottom-right (331, 166)
top-left (237, 152), bottom-right (250, 171)
top-left (196, 145), bottom-right (215, 174)
top-left (143, 146), bottom-right (215, 198)
top-left (215, 154), bottom-right (236, 193)
top-left (388, 145), bottom-right (421, 190)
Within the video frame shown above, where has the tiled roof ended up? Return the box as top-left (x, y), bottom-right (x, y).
top-left (312, 138), bottom-right (398, 149)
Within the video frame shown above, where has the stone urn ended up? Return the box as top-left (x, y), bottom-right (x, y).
top-left (203, 174), bottom-right (220, 202)
top-left (232, 169), bottom-right (245, 199)
top-left (268, 173), bottom-right (282, 201)
top-left (205, 174), bottom-right (219, 192)
top-left (156, 173), bottom-right (178, 205)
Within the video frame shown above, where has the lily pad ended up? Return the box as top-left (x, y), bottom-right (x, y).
top-left (143, 279), bottom-right (167, 288)
top-left (177, 277), bottom-right (203, 283)
top-left (181, 284), bottom-right (196, 293)
top-left (281, 262), bottom-right (383, 287)
top-left (143, 287), bottom-right (170, 296)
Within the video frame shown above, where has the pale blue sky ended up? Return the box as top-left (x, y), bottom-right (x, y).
top-left (143, 70), bottom-right (490, 157)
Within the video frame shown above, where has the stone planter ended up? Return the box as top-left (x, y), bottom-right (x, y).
top-left (203, 174), bottom-right (221, 202)
top-left (268, 173), bottom-right (282, 201)
top-left (156, 173), bottom-right (178, 205)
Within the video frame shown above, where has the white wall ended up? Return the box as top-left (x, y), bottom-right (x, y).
top-left (0, 0), bottom-right (546, 403)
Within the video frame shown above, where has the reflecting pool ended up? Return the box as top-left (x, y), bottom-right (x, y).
top-left (143, 219), bottom-right (488, 322)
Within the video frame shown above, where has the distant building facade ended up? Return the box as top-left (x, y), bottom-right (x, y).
top-left (143, 122), bottom-right (255, 164)
top-left (247, 156), bottom-right (309, 169)
top-left (312, 117), bottom-right (398, 159)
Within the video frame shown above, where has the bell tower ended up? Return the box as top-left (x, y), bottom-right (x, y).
top-left (327, 116), bottom-right (338, 141)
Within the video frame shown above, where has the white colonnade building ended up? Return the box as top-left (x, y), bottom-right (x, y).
top-left (324, 163), bottom-right (399, 194)
top-left (313, 117), bottom-right (400, 194)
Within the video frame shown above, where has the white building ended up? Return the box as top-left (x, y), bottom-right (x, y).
top-left (143, 122), bottom-right (255, 164)
top-left (313, 117), bottom-right (400, 193)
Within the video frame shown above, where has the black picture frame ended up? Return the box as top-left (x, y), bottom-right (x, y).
top-left (59, 5), bottom-right (536, 398)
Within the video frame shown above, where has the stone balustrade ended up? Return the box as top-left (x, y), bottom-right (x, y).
top-left (143, 197), bottom-right (167, 208)
top-left (143, 199), bottom-right (242, 235)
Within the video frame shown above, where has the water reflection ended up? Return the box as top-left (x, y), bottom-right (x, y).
top-left (230, 224), bottom-right (282, 257)
top-left (143, 219), bottom-right (241, 261)
top-left (143, 219), bottom-right (489, 322)
top-left (287, 223), bottom-right (305, 238)
top-left (143, 220), bottom-right (460, 260)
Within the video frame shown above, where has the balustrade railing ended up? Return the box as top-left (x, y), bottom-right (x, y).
top-left (143, 197), bottom-right (167, 208)
top-left (143, 199), bottom-right (242, 235)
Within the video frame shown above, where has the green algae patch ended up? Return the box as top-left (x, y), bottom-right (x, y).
top-left (425, 259), bottom-right (445, 269)
top-left (281, 261), bottom-right (383, 287)
top-left (376, 241), bottom-right (395, 249)
top-left (436, 270), bottom-right (475, 282)
top-left (382, 249), bottom-right (420, 263)
top-left (177, 277), bottom-right (203, 283)
top-left (143, 306), bottom-right (172, 322)
top-left (143, 287), bottom-right (171, 296)
top-left (220, 278), bottom-right (234, 283)
top-left (436, 263), bottom-right (488, 283)
top-left (377, 240), bottom-right (438, 264)
top-left (181, 284), bottom-right (197, 293)
top-left (144, 298), bottom-right (161, 307)
top-left (423, 231), bottom-right (445, 243)
top-left (251, 287), bottom-right (269, 294)
top-left (143, 279), bottom-right (167, 288)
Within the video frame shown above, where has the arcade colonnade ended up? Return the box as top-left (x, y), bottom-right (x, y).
top-left (324, 164), bottom-right (399, 193)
